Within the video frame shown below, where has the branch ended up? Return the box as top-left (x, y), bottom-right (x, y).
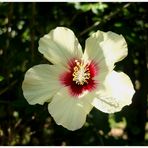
top-left (79, 3), bottom-right (131, 37)
top-left (30, 3), bottom-right (36, 62)
top-left (0, 80), bottom-right (17, 96)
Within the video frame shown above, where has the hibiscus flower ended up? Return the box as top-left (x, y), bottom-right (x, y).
top-left (22, 27), bottom-right (135, 131)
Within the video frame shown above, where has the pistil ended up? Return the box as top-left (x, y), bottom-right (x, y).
top-left (72, 60), bottom-right (90, 85)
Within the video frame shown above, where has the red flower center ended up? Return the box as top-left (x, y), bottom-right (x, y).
top-left (60, 59), bottom-right (99, 97)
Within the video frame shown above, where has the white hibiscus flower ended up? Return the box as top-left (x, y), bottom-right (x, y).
top-left (22, 27), bottom-right (135, 131)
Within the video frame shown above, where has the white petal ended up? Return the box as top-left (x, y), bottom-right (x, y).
top-left (39, 27), bottom-right (83, 66)
top-left (83, 30), bottom-right (114, 84)
top-left (22, 64), bottom-right (65, 105)
top-left (92, 71), bottom-right (135, 113)
top-left (84, 30), bottom-right (127, 67)
top-left (100, 31), bottom-right (128, 63)
top-left (48, 87), bottom-right (93, 131)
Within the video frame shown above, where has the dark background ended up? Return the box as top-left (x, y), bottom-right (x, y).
top-left (0, 2), bottom-right (148, 146)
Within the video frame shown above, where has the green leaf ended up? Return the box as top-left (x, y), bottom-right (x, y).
top-left (0, 75), bottom-right (4, 82)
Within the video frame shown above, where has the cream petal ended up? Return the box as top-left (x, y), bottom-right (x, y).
top-left (83, 31), bottom-right (114, 85)
top-left (84, 30), bottom-right (104, 63)
top-left (48, 87), bottom-right (93, 131)
top-left (22, 64), bottom-right (65, 105)
top-left (92, 71), bottom-right (135, 113)
top-left (38, 27), bottom-right (83, 66)
top-left (84, 30), bottom-right (127, 68)
top-left (100, 31), bottom-right (128, 63)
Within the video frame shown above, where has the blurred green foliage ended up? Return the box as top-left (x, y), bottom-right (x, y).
top-left (0, 2), bottom-right (148, 146)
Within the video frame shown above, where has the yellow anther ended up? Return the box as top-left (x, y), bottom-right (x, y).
top-left (72, 60), bottom-right (90, 85)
